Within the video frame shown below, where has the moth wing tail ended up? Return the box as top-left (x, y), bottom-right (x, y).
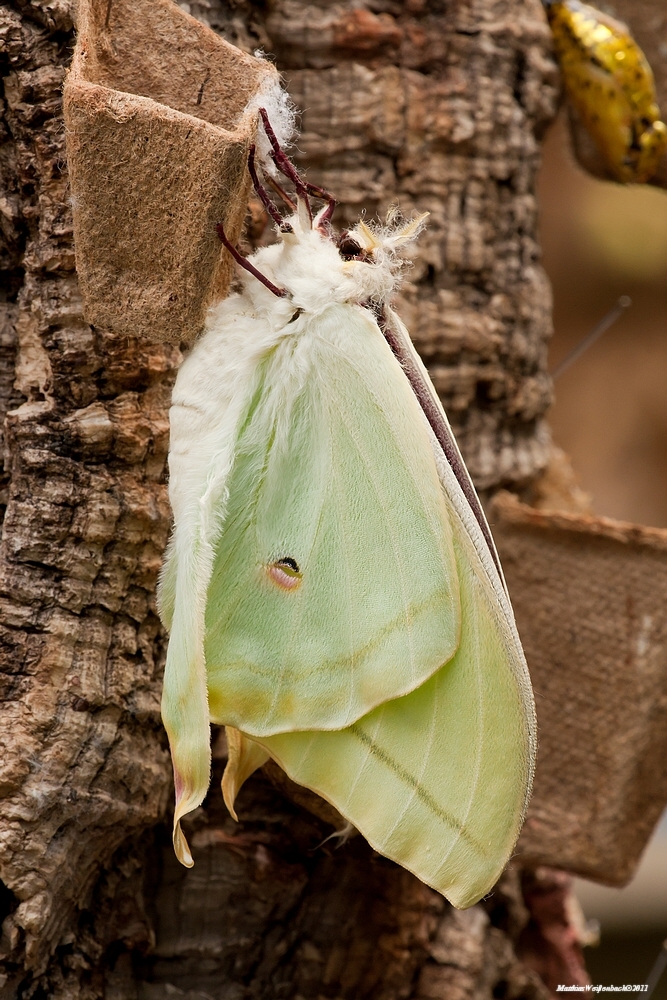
top-left (222, 727), bottom-right (270, 821)
top-left (161, 610), bottom-right (211, 868)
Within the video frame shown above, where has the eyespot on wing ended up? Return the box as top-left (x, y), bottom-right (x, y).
top-left (266, 557), bottom-right (303, 590)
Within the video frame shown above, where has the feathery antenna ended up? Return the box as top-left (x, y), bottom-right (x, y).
top-left (215, 222), bottom-right (287, 298)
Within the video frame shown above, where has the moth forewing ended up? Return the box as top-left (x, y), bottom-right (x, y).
top-left (379, 307), bottom-right (509, 599)
top-left (256, 479), bottom-right (535, 908)
top-left (203, 303), bottom-right (462, 736)
top-left (159, 297), bottom-right (297, 864)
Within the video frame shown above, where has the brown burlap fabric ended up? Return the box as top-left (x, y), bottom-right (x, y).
top-left (492, 490), bottom-right (667, 885)
top-left (64, 0), bottom-right (277, 342)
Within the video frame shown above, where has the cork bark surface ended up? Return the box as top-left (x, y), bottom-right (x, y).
top-left (0, 3), bottom-right (178, 992)
top-left (0, 0), bottom-right (574, 997)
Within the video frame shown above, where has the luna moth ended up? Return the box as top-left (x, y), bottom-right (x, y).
top-left (158, 106), bottom-right (536, 910)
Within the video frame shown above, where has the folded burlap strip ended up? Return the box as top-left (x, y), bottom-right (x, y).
top-left (64, 0), bottom-right (278, 343)
top-left (492, 489), bottom-right (667, 886)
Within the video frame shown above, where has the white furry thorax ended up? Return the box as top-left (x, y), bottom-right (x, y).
top-left (241, 222), bottom-right (396, 316)
top-left (223, 204), bottom-right (426, 324)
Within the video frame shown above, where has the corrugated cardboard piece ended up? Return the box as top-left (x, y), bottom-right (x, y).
top-left (491, 490), bottom-right (667, 885)
top-left (64, 0), bottom-right (277, 342)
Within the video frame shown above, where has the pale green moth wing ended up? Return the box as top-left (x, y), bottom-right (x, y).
top-left (204, 305), bottom-right (461, 737)
top-left (255, 512), bottom-right (532, 909)
top-left (222, 726), bottom-right (270, 821)
top-left (157, 535), bottom-right (177, 633)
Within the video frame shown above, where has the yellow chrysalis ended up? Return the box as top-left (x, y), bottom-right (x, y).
top-left (546, 0), bottom-right (667, 184)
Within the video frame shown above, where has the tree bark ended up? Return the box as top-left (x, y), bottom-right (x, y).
top-left (0, 0), bottom-right (562, 997)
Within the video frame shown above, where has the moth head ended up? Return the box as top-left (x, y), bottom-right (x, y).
top-left (327, 211), bottom-right (429, 306)
top-left (231, 109), bottom-right (428, 312)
